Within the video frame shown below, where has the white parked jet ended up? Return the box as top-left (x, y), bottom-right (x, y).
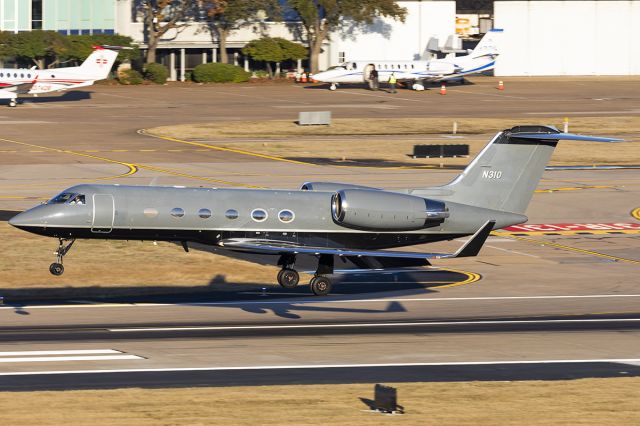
top-left (0, 45), bottom-right (119, 107)
top-left (313, 29), bottom-right (502, 91)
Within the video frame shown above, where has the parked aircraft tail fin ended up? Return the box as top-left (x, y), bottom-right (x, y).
top-left (79, 46), bottom-right (119, 79)
top-left (439, 126), bottom-right (623, 214)
top-left (469, 28), bottom-right (502, 59)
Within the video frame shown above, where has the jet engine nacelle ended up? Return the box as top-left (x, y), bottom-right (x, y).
top-left (331, 189), bottom-right (449, 231)
top-left (426, 62), bottom-right (456, 75)
top-left (301, 182), bottom-right (380, 192)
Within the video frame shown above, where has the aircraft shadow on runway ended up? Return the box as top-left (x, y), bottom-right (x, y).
top-left (19, 90), bottom-right (92, 105)
top-left (3, 269), bottom-right (467, 318)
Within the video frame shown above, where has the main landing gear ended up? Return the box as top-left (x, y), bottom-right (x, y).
top-left (329, 83), bottom-right (337, 91)
top-left (49, 238), bottom-right (75, 276)
top-left (8, 99), bottom-right (17, 108)
top-left (276, 253), bottom-right (335, 296)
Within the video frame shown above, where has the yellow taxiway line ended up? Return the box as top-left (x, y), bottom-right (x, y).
top-left (492, 229), bottom-right (640, 236)
top-left (0, 137), bottom-right (138, 181)
top-left (506, 235), bottom-right (640, 265)
top-left (432, 268), bottom-right (482, 289)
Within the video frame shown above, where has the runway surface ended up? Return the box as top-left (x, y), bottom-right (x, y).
top-left (0, 79), bottom-right (638, 391)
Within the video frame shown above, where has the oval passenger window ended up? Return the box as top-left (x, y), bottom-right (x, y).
top-left (251, 209), bottom-right (268, 222)
top-left (198, 208), bottom-right (212, 219)
top-left (225, 209), bottom-right (238, 220)
top-left (278, 210), bottom-right (295, 223)
top-left (170, 207), bottom-right (184, 218)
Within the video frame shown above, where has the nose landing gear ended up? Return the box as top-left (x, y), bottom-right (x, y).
top-left (49, 238), bottom-right (75, 276)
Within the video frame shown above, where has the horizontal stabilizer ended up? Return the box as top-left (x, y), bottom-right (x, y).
top-left (511, 132), bottom-right (624, 143)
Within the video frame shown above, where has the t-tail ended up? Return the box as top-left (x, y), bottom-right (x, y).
top-left (437, 125), bottom-right (623, 214)
top-left (78, 46), bottom-right (120, 80)
top-left (452, 29), bottom-right (502, 76)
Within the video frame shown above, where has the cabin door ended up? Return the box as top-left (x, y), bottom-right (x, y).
top-left (92, 194), bottom-right (114, 233)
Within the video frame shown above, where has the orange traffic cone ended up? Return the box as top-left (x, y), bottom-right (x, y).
top-left (309, 73), bottom-right (316, 83)
top-left (439, 84), bottom-right (447, 95)
top-left (497, 80), bottom-right (504, 90)
top-left (301, 73), bottom-right (308, 83)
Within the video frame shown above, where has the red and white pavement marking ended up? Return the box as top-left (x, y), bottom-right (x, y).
top-left (495, 223), bottom-right (640, 235)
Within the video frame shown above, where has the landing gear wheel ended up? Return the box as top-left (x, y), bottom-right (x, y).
top-left (8, 99), bottom-right (16, 107)
top-left (277, 269), bottom-right (300, 288)
top-left (49, 262), bottom-right (64, 276)
top-left (329, 83), bottom-right (337, 91)
top-left (310, 276), bottom-right (332, 296)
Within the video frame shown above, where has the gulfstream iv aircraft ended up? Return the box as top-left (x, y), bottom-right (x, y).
top-left (313, 29), bottom-right (502, 91)
top-left (0, 45), bottom-right (119, 107)
top-left (10, 126), bottom-right (621, 295)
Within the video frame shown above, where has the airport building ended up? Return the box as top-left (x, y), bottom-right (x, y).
top-left (0, 0), bottom-right (115, 34)
top-left (2, 0), bottom-right (640, 78)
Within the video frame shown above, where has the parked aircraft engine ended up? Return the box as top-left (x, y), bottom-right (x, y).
top-left (301, 182), bottom-right (380, 192)
top-left (426, 62), bottom-right (456, 75)
top-left (331, 189), bottom-right (448, 231)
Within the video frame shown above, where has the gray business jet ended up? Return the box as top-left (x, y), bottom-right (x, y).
top-left (9, 125), bottom-right (621, 295)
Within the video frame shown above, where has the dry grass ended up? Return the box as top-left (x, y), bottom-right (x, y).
top-left (0, 222), bottom-right (281, 298)
top-left (147, 117), bottom-right (640, 166)
top-left (1, 378), bottom-right (639, 425)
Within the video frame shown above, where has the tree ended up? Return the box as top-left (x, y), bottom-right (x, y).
top-left (243, 37), bottom-right (307, 78)
top-left (66, 34), bottom-right (139, 66)
top-left (134, 0), bottom-right (198, 64)
top-left (4, 31), bottom-right (71, 69)
top-left (202, 0), bottom-right (280, 64)
top-left (287, 0), bottom-right (407, 73)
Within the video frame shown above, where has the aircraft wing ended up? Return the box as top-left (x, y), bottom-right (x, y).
top-left (219, 220), bottom-right (495, 260)
top-left (0, 81), bottom-right (37, 97)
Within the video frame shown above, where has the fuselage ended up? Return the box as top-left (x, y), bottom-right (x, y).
top-left (9, 184), bottom-right (523, 251)
top-left (0, 66), bottom-right (95, 94)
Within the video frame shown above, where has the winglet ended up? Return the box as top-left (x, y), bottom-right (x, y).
top-left (452, 220), bottom-right (495, 258)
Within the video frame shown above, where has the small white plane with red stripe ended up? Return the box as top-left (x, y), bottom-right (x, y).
top-left (0, 45), bottom-right (120, 107)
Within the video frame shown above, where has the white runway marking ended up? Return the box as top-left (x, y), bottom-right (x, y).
top-left (2, 294), bottom-right (640, 310)
top-left (107, 317), bottom-right (640, 333)
top-left (0, 349), bottom-right (143, 363)
top-left (0, 349), bottom-right (122, 356)
top-left (1, 358), bottom-right (639, 376)
top-left (0, 355), bottom-right (143, 363)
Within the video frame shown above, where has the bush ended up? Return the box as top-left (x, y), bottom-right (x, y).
top-left (118, 68), bottom-right (143, 85)
top-left (144, 62), bottom-right (168, 84)
top-left (192, 63), bottom-right (250, 83)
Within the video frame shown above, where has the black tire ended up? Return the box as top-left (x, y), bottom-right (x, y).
top-left (49, 263), bottom-right (64, 276)
top-left (277, 269), bottom-right (300, 288)
top-left (310, 276), bottom-right (332, 296)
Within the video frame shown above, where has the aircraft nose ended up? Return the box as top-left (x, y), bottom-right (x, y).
top-left (8, 211), bottom-right (27, 228)
top-left (8, 209), bottom-right (42, 229)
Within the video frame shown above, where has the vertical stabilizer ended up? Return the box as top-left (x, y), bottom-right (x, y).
top-left (79, 47), bottom-right (119, 79)
top-left (435, 126), bottom-right (622, 214)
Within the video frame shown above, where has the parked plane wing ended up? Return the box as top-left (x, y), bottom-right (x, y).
top-left (220, 220), bottom-right (495, 260)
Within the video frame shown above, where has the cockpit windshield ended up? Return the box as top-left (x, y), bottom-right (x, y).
top-left (326, 66), bottom-right (346, 71)
top-left (48, 192), bottom-right (86, 205)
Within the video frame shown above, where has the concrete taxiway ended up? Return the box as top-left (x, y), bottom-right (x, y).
top-left (0, 79), bottom-right (638, 390)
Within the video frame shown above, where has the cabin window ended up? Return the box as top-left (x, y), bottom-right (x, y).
top-left (170, 207), bottom-right (185, 218)
top-left (251, 209), bottom-right (268, 222)
top-left (143, 208), bottom-right (158, 218)
top-left (225, 209), bottom-right (238, 220)
top-left (51, 75), bottom-right (55, 78)
top-left (0, 73), bottom-right (3, 77)
top-left (13, 73), bottom-right (17, 78)
top-left (20, 73), bottom-right (24, 78)
top-left (278, 210), bottom-right (295, 223)
top-left (411, 64), bottom-right (414, 69)
top-left (27, 74), bottom-right (31, 78)
top-left (352, 62), bottom-right (357, 69)
top-left (198, 208), bottom-right (212, 219)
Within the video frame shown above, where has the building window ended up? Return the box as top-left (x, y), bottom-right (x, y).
top-left (198, 208), bottom-right (212, 219)
top-left (251, 209), bottom-right (268, 222)
top-left (225, 209), bottom-right (238, 220)
top-left (278, 210), bottom-right (295, 223)
top-left (31, 0), bottom-right (43, 30)
top-left (338, 52), bottom-right (345, 63)
top-left (170, 207), bottom-right (185, 218)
